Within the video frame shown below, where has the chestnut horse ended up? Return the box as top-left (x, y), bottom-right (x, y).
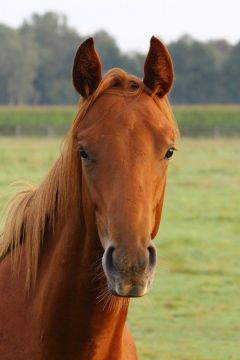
top-left (0, 37), bottom-right (178, 359)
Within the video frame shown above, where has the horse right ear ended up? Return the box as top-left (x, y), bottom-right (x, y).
top-left (72, 38), bottom-right (102, 98)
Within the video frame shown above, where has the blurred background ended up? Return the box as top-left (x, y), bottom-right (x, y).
top-left (0, 1), bottom-right (239, 359)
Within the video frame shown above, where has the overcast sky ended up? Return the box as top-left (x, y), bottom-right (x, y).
top-left (0, 0), bottom-right (239, 52)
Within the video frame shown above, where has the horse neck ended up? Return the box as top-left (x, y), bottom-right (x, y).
top-left (34, 179), bottom-right (129, 358)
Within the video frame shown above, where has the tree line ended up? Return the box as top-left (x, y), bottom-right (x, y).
top-left (0, 12), bottom-right (239, 105)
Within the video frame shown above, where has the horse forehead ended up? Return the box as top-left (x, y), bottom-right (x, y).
top-left (82, 92), bottom-right (164, 132)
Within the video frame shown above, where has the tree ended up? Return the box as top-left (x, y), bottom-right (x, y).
top-left (21, 12), bottom-right (82, 104)
top-left (207, 40), bottom-right (232, 70)
top-left (0, 13), bottom-right (240, 105)
top-left (169, 36), bottom-right (220, 104)
top-left (93, 30), bottom-right (122, 72)
top-left (223, 42), bottom-right (240, 103)
top-left (0, 24), bottom-right (38, 104)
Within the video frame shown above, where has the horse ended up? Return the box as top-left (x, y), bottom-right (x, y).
top-left (0, 36), bottom-right (178, 360)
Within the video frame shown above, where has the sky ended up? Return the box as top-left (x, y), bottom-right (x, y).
top-left (0, 0), bottom-right (239, 52)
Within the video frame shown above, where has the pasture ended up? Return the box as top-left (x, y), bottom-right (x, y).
top-left (0, 137), bottom-right (239, 359)
top-left (1, 105), bottom-right (240, 137)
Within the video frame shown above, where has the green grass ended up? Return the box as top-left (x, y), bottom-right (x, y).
top-left (0, 138), bottom-right (240, 359)
top-left (175, 105), bottom-right (240, 137)
top-left (0, 106), bottom-right (76, 136)
top-left (0, 105), bottom-right (240, 136)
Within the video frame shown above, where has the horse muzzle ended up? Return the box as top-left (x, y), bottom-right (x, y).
top-left (102, 244), bottom-right (157, 297)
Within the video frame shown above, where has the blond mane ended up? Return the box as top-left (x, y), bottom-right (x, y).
top-left (0, 69), bottom-right (178, 289)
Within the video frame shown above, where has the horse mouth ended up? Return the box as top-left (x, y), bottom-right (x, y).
top-left (108, 282), bottom-right (149, 298)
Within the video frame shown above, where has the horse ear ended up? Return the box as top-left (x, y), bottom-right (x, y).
top-left (72, 38), bottom-right (102, 98)
top-left (143, 36), bottom-right (174, 98)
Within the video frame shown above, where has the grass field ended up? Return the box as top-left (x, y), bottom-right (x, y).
top-left (0, 138), bottom-right (240, 359)
top-left (0, 105), bottom-right (240, 137)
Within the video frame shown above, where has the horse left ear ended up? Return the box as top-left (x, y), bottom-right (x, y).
top-left (143, 36), bottom-right (174, 98)
top-left (72, 38), bottom-right (102, 98)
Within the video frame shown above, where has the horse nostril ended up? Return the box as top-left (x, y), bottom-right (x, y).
top-left (105, 246), bottom-right (116, 274)
top-left (148, 245), bottom-right (157, 269)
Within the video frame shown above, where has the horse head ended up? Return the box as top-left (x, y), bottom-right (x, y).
top-left (72, 37), bottom-right (177, 297)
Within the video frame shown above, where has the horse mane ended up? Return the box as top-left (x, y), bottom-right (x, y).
top-left (0, 68), bottom-right (179, 290)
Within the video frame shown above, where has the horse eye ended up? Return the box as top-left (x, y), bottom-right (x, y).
top-left (164, 147), bottom-right (175, 160)
top-left (79, 148), bottom-right (90, 160)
